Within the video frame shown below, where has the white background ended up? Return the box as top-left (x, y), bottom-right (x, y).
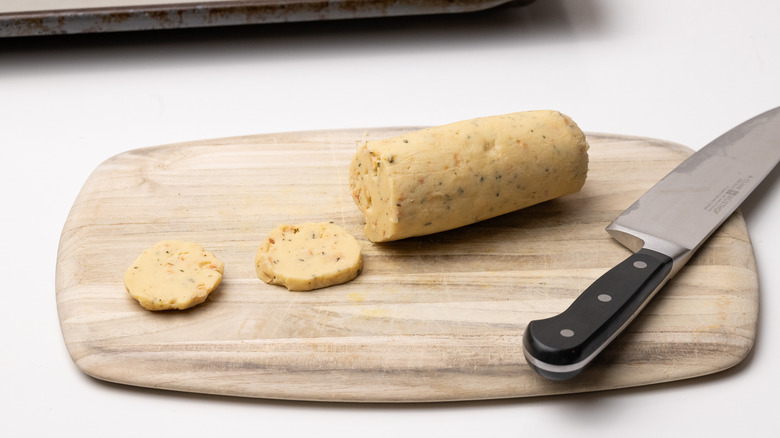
top-left (2, 0), bottom-right (779, 436)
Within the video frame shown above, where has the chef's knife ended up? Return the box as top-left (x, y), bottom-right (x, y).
top-left (523, 106), bottom-right (780, 380)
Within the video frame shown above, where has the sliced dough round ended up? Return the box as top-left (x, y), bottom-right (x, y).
top-left (124, 240), bottom-right (225, 310)
top-left (255, 222), bottom-right (363, 291)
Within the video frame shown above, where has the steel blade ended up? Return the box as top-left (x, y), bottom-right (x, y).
top-left (607, 106), bottom-right (780, 260)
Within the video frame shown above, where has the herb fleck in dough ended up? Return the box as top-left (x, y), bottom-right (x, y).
top-left (255, 222), bottom-right (363, 291)
top-left (124, 240), bottom-right (225, 311)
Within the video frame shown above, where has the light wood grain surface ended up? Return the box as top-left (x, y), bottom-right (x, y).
top-left (55, 129), bottom-right (758, 402)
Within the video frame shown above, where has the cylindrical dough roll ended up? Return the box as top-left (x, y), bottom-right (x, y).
top-left (349, 110), bottom-right (589, 242)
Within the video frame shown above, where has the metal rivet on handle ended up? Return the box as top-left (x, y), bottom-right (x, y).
top-left (560, 329), bottom-right (575, 338)
top-left (633, 261), bottom-right (648, 269)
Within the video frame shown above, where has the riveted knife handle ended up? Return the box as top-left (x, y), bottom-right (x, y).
top-left (523, 248), bottom-right (673, 380)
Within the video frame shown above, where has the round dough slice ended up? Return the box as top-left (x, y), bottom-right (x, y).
top-left (255, 222), bottom-right (363, 291)
top-left (124, 240), bottom-right (225, 310)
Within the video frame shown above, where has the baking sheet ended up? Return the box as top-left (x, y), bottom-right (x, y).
top-left (0, 0), bottom-right (531, 37)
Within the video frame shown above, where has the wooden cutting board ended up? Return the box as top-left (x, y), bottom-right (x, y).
top-left (55, 128), bottom-right (758, 402)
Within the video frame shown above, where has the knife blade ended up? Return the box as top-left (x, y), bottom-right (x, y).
top-left (522, 106), bottom-right (780, 380)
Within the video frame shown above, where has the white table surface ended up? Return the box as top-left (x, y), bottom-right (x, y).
top-left (3, 0), bottom-right (779, 436)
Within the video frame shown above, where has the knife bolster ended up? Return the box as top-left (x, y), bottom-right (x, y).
top-left (606, 222), bottom-right (692, 274)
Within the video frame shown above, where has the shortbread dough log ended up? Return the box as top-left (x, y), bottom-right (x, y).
top-left (255, 222), bottom-right (363, 291)
top-left (124, 240), bottom-right (225, 311)
top-left (349, 110), bottom-right (589, 242)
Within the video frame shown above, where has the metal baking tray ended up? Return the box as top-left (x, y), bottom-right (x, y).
top-left (0, 0), bottom-right (533, 37)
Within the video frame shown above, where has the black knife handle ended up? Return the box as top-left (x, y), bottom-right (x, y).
top-left (523, 248), bottom-right (673, 380)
